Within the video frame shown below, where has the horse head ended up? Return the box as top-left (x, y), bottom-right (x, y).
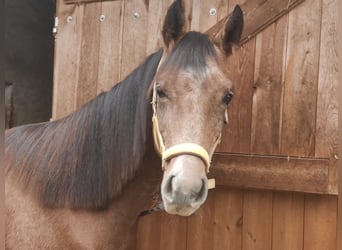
top-left (153, 0), bottom-right (244, 216)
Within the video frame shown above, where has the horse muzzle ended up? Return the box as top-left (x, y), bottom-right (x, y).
top-left (161, 155), bottom-right (208, 216)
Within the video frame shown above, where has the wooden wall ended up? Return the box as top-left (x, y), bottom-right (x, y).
top-left (53, 0), bottom-right (339, 249)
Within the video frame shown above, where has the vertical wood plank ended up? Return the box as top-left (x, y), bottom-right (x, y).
top-left (146, 0), bottom-right (173, 55)
top-left (272, 192), bottom-right (304, 250)
top-left (52, 2), bottom-right (84, 119)
top-left (251, 16), bottom-right (288, 155)
top-left (75, 2), bottom-right (101, 108)
top-left (303, 195), bottom-right (337, 250)
top-left (281, 0), bottom-right (322, 157)
top-left (242, 190), bottom-right (273, 250)
top-left (191, 0), bottom-right (228, 32)
top-left (315, 0), bottom-right (338, 156)
top-left (187, 188), bottom-right (243, 250)
top-left (97, 1), bottom-right (123, 93)
top-left (186, 190), bottom-right (216, 250)
top-left (159, 214), bottom-right (187, 250)
top-left (120, 0), bottom-right (149, 80)
top-left (315, 0), bottom-right (338, 194)
top-left (211, 189), bottom-right (243, 250)
top-left (136, 213), bottom-right (162, 250)
top-left (218, 38), bottom-right (255, 153)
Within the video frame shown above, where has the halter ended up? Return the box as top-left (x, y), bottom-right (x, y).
top-left (151, 61), bottom-right (222, 182)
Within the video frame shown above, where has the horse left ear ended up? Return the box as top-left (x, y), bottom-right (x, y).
top-left (162, 0), bottom-right (186, 51)
top-left (209, 5), bottom-right (244, 56)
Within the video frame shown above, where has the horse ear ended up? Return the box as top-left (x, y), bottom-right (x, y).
top-left (162, 0), bottom-right (186, 50)
top-left (209, 5), bottom-right (244, 56)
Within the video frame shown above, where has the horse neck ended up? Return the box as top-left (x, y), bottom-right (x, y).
top-left (84, 148), bottom-right (162, 249)
top-left (5, 49), bottom-right (164, 211)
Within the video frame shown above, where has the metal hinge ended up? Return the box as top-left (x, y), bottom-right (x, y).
top-left (52, 16), bottom-right (58, 36)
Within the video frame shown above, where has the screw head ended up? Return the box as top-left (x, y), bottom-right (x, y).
top-left (99, 14), bottom-right (105, 22)
top-left (209, 8), bottom-right (217, 16)
top-left (133, 12), bottom-right (139, 19)
top-left (67, 16), bottom-right (73, 23)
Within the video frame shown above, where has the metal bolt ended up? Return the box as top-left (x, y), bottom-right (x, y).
top-left (99, 14), bottom-right (106, 22)
top-left (133, 12), bottom-right (139, 19)
top-left (334, 153), bottom-right (339, 160)
top-left (67, 16), bottom-right (73, 23)
top-left (209, 8), bottom-right (217, 16)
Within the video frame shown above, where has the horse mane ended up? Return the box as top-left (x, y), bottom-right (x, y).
top-left (5, 49), bottom-right (163, 210)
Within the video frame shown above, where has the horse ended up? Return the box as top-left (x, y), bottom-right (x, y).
top-left (5, 0), bottom-right (244, 249)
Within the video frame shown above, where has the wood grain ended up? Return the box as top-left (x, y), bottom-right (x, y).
top-left (96, 1), bottom-right (123, 93)
top-left (186, 190), bottom-right (215, 250)
top-left (187, 188), bottom-right (243, 250)
top-left (159, 214), bottom-right (187, 250)
top-left (272, 192), bottom-right (304, 250)
top-left (64, 0), bottom-right (119, 4)
top-left (136, 213), bottom-right (162, 250)
top-left (251, 16), bottom-right (288, 155)
top-left (52, 2), bottom-right (84, 119)
top-left (75, 2), bottom-right (101, 108)
top-left (303, 194), bottom-right (337, 250)
top-left (146, 0), bottom-right (173, 55)
top-left (212, 189), bottom-right (243, 250)
top-left (206, 0), bottom-right (305, 45)
top-left (190, 0), bottom-right (228, 32)
top-left (281, 0), bottom-right (322, 157)
top-left (218, 38), bottom-right (255, 154)
top-left (242, 190), bottom-right (273, 250)
top-left (315, 0), bottom-right (338, 195)
top-left (210, 153), bottom-right (330, 194)
top-left (120, 0), bottom-right (149, 80)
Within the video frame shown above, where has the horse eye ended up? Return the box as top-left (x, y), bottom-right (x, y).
top-left (156, 85), bottom-right (167, 98)
top-left (223, 91), bottom-right (234, 105)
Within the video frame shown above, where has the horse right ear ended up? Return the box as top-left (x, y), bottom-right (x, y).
top-left (162, 0), bottom-right (186, 51)
top-left (208, 5), bottom-right (244, 56)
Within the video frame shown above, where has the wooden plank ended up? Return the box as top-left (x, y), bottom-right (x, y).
top-left (281, 0), bottom-right (322, 157)
top-left (210, 153), bottom-right (330, 194)
top-left (75, 2), bottom-right (101, 108)
top-left (251, 16), bottom-right (288, 155)
top-left (120, 0), bottom-right (149, 80)
top-left (190, 0), bottom-right (228, 32)
top-left (96, 1), bottom-right (123, 93)
top-left (217, 38), bottom-right (255, 154)
top-left (206, 0), bottom-right (304, 45)
top-left (212, 189), bottom-right (243, 250)
top-left (64, 0), bottom-right (119, 4)
top-left (315, 0), bottom-right (338, 194)
top-left (187, 188), bottom-right (243, 250)
top-left (159, 214), bottom-right (187, 250)
top-left (52, 1), bottom-right (84, 119)
top-left (303, 195), bottom-right (337, 250)
top-left (336, 1), bottom-right (341, 248)
top-left (146, 0), bottom-right (173, 55)
top-left (272, 192), bottom-right (304, 250)
top-left (242, 190), bottom-right (273, 250)
top-left (5, 82), bottom-right (13, 128)
top-left (136, 213), bottom-right (162, 250)
top-left (186, 190), bottom-right (216, 250)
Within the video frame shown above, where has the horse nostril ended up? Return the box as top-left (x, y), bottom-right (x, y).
top-left (195, 178), bottom-right (206, 201)
top-left (166, 175), bottom-right (175, 194)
